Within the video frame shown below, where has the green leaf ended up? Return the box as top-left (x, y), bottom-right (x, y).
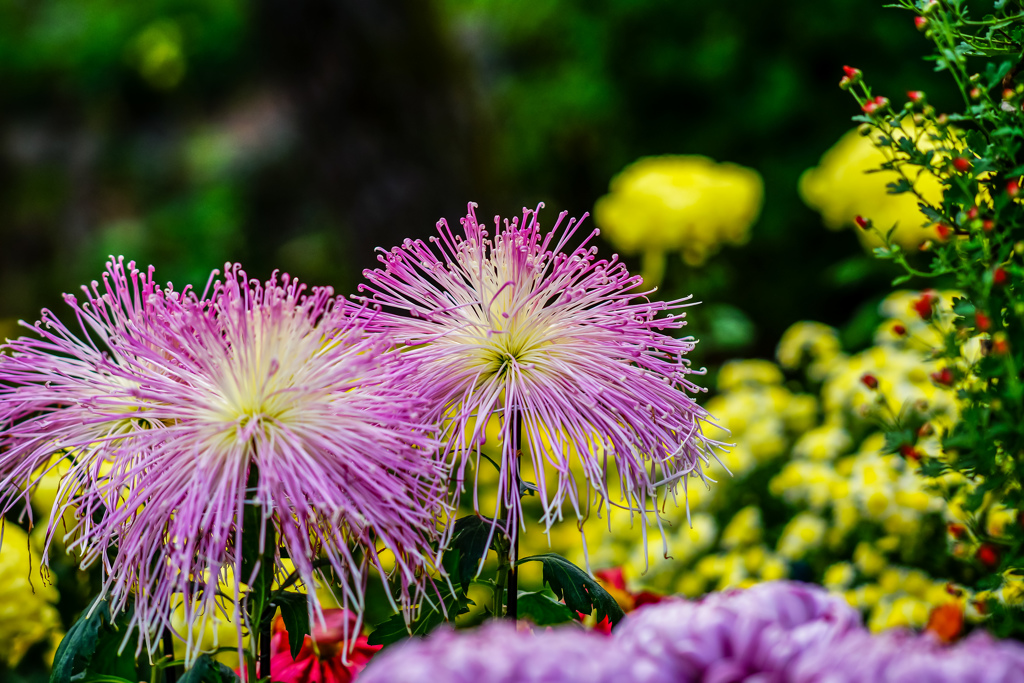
top-left (448, 515), bottom-right (499, 586)
top-left (517, 554), bottom-right (626, 628)
top-left (179, 654), bottom-right (239, 683)
top-left (51, 596), bottom-right (110, 683)
top-left (271, 591), bottom-right (309, 659)
top-left (516, 591), bottom-right (576, 626)
top-left (367, 583), bottom-right (472, 648)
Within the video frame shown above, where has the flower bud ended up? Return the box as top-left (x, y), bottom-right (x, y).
top-left (899, 444), bottom-right (921, 461)
top-left (975, 310), bottom-right (991, 332)
top-left (862, 96), bottom-right (889, 115)
top-left (861, 373), bottom-right (879, 390)
top-left (947, 523), bottom-right (966, 539)
top-left (918, 422), bottom-right (934, 437)
top-left (977, 543), bottom-right (999, 570)
top-left (952, 157), bottom-right (972, 173)
top-left (854, 215), bottom-right (872, 230)
top-left (930, 367), bottom-right (954, 386)
top-left (1008, 180), bottom-right (1020, 198)
top-left (907, 90), bottom-right (925, 103)
top-left (914, 16), bottom-right (929, 30)
top-left (993, 267), bottom-right (1008, 286)
top-left (936, 223), bottom-right (952, 241)
top-left (893, 323), bottom-right (907, 336)
top-left (993, 332), bottom-right (1009, 355)
top-left (843, 65), bottom-right (862, 80)
top-left (919, 240), bottom-right (934, 252)
top-left (982, 219), bottom-right (994, 232)
top-left (913, 290), bottom-right (937, 319)
top-left (970, 87), bottom-right (982, 100)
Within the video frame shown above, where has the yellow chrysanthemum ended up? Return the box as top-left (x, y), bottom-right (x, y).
top-left (594, 155), bottom-right (763, 283)
top-left (799, 125), bottom-right (945, 250)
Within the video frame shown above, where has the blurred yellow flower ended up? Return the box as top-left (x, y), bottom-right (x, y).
top-left (594, 155), bottom-right (763, 284)
top-left (777, 322), bottom-right (844, 381)
top-left (720, 506), bottom-right (763, 549)
top-left (776, 512), bottom-right (827, 560)
top-left (799, 126), bottom-right (944, 249)
top-left (0, 524), bottom-right (62, 668)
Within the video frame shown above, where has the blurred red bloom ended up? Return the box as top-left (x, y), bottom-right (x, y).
top-left (253, 610), bottom-right (381, 683)
top-left (589, 568), bottom-right (665, 634)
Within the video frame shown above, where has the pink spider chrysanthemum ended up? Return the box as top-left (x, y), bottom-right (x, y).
top-left (0, 258), bottom-right (447, 664)
top-left (359, 203), bottom-right (723, 553)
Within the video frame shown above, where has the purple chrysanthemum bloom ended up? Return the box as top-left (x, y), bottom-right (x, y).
top-left (789, 628), bottom-right (1024, 683)
top-left (359, 202), bottom-right (721, 550)
top-left (0, 258), bottom-right (447, 663)
top-left (358, 621), bottom-right (666, 683)
top-left (616, 581), bottom-right (862, 681)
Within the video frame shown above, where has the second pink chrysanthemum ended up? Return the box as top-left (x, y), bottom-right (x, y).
top-left (360, 203), bottom-right (722, 550)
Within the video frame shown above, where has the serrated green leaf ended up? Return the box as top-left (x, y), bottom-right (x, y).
top-left (518, 554), bottom-right (625, 627)
top-left (271, 591), bottom-right (309, 659)
top-left (179, 654), bottom-right (239, 683)
top-left (51, 596), bottom-right (110, 683)
top-left (448, 515), bottom-right (499, 586)
top-left (516, 591), bottom-right (575, 626)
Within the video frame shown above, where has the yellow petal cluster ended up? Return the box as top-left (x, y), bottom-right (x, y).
top-left (594, 155), bottom-right (763, 284)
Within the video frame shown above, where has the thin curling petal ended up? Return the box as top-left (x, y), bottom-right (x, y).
top-left (0, 258), bottom-right (447, 665)
top-left (359, 202), bottom-right (724, 555)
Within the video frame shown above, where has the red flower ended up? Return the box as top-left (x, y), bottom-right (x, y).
top-left (930, 367), bottom-right (953, 386)
top-left (247, 610), bottom-right (381, 683)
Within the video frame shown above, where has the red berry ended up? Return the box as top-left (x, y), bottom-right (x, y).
top-left (975, 311), bottom-right (992, 331)
top-left (952, 157), bottom-right (972, 173)
top-left (931, 367), bottom-right (954, 386)
top-left (977, 544), bottom-right (999, 570)
top-left (861, 373), bottom-right (879, 390)
top-left (915, 16), bottom-right (928, 30)
top-left (993, 267), bottom-right (1008, 285)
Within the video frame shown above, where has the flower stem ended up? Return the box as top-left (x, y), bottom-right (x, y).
top-left (162, 631), bottom-right (177, 683)
top-left (493, 538), bottom-right (509, 618)
top-left (506, 409), bottom-right (523, 620)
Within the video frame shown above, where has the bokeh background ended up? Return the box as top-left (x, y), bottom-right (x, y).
top-left (0, 0), bottom-right (952, 365)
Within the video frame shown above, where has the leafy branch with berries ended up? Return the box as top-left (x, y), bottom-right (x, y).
top-left (841, 0), bottom-right (1024, 636)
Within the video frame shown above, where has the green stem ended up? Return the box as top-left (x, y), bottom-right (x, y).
top-left (492, 537), bottom-right (510, 618)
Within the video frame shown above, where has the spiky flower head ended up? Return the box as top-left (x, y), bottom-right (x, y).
top-left (0, 258), bottom-right (446, 663)
top-left (359, 203), bottom-right (720, 550)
